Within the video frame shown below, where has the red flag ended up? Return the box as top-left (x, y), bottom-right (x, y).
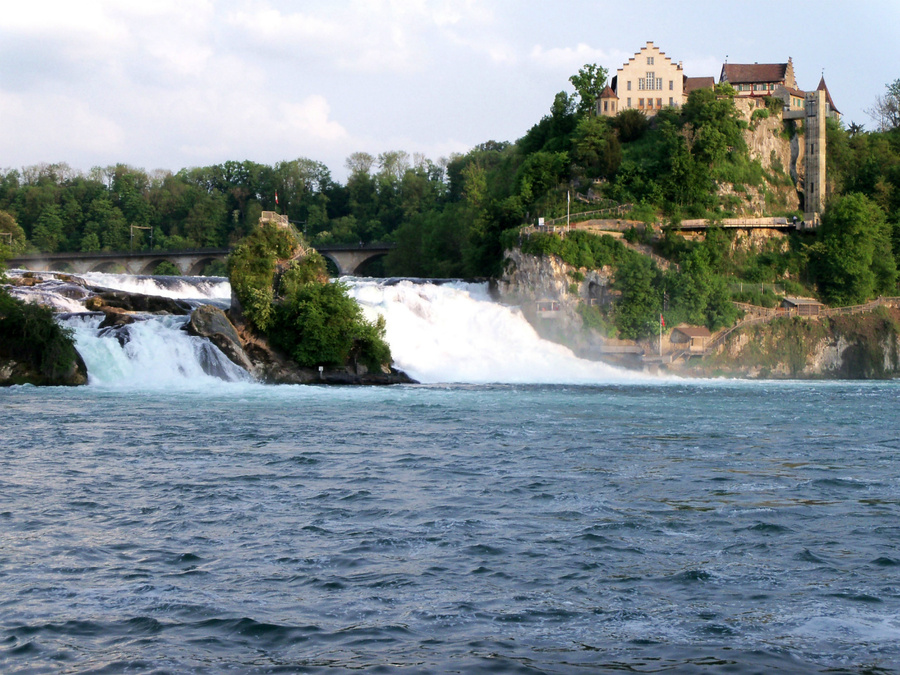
top-left (275, 191), bottom-right (279, 205)
top-left (660, 314), bottom-right (665, 328)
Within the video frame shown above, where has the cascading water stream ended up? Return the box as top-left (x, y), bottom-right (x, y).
top-left (346, 278), bottom-right (655, 384)
top-left (67, 314), bottom-right (251, 387)
top-left (6, 270), bottom-right (657, 386)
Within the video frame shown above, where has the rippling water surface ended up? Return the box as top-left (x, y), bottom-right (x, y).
top-left (2, 381), bottom-right (900, 673)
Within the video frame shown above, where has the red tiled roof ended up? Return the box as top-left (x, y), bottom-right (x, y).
top-left (778, 85), bottom-right (806, 97)
top-left (599, 85), bottom-right (618, 99)
top-left (684, 76), bottom-right (715, 93)
top-left (817, 77), bottom-right (841, 114)
top-left (721, 63), bottom-right (788, 85)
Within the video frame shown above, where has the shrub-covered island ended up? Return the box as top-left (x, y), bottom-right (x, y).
top-left (225, 219), bottom-right (409, 384)
top-left (0, 285), bottom-right (86, 386)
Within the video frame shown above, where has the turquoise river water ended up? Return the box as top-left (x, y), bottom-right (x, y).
top-left (1, 274), bottom-right (899, 673)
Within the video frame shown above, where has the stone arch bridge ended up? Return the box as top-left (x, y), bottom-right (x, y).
top-left (7, 244), bottom-right (394, 277)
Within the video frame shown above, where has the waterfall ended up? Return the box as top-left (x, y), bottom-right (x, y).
top-left (78, 272), bottom-right (231, 303)
top-left (66, 315), bottom-right (251, 388)
top-left (7, 270), bottom-right (654, 386)
top-left (345, 278), bottom-right (654, 384)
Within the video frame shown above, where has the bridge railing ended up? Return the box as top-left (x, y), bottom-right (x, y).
top-left (7, 242), bottom-right (396, 264)
top-left (8, 247), bottom-right (231, 261)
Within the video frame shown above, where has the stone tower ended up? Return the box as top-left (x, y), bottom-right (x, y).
top-left (804, 88), bottom-right (827, 223)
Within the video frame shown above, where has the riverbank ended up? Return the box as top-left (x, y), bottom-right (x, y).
top-left (496, 247), bottom-right (900, 380)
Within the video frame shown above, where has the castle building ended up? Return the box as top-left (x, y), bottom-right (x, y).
top-left (719, 59), bottom-right (798, 97)
top-left (597, 42), bottom-right (838, 222)
top-left (602, 41), bottom-right (686, 117)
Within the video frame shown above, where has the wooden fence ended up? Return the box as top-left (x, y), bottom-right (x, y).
top-left (704, 296), bottom-right (900, 354)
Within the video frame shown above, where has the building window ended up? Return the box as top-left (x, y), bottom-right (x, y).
top-left (627, 80), bottom-right (632, 91)
top-left (627, 97), bottom-right (631, 107)
top-left (645, 72), bottom-right (656, 90)
top-left (657, 78), bottom-right (662, 90)
top-left (647, 56), bottom-right (654, 65)
top-left (669, 97), bottom-right (674, 106)
top-left (669, 80), bottom-right (674, 90)
top-left (657, 98), bottom-right (662, 108)
top-left (639, 98), bottom-right (644, 108)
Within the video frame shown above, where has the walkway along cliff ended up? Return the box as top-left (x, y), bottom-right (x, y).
top-left (495, 243), bottom-right (900, 380)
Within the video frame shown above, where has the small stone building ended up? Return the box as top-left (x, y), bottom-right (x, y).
top-left (671, 325), bottom-right (712, 352)
top-left (781, 297), bottom-right (824, 316)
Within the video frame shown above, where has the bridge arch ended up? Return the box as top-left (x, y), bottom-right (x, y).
top-left (319, 253), bottom-right (341, 277)
top-left (318, 247), bottom-right (394, 276)
top-left (90, 260), bottom-right (126, 274)
top-left (188, 257), bottom-right (218, 276)
top-left (352, 252), bottom-right (388, 277)
top-left (139, 258), bottom-right (179, 275)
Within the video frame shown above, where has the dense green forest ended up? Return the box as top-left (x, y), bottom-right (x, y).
top-left (1, 69), bottom-right (899, 337)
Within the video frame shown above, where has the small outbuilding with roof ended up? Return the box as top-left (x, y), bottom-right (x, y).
top-left (781, 297), bottom-right (824, 316)
top-left (671, 325), bottom-right (712, 352)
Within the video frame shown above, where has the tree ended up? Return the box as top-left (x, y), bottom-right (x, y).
top-left (0, 210), bottom-right (27, 254)
top-left (612, 108), bottom-right (649, 142)
top-left (613, 255), bottom-right (661, 339)
top-left (572, 115), bottom-right (622, 179)
top-left (866, 79), bottom-right (900, 132)
top-left (31, 205), bottom-right (66, 252)
top-left (569, 63), bottom-right (609, 116)
top-left (812, 193), bottom-right (897, 305)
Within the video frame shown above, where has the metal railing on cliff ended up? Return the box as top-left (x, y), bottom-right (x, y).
top-left (540, 202), bottom-right (634, 227)
top-left (704, 296), bottom-right (900, 354)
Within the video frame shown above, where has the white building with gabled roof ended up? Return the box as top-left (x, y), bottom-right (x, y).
top-left (608, 41), bottom-right (685, 117)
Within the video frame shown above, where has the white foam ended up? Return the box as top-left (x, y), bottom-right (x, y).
top-left (67, 315), bottom-right (251, 389)
top-left (346, 279), bottom-right (657, 385)
top-left (79, 272), bottom-right (231, 301)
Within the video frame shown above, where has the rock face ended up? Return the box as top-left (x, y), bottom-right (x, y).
top-left (0, 350), bottom-right (88, 387)
top-left (222, 308), bottom-right (415, 385)
top-left (677, 311), bottom-right (900, 379)
top-left (718, 99), bottom-right (802, 215)
top-left (185, 304), bottom-right (256, 374)
top-left (493, 247), bottom-right (612, 355)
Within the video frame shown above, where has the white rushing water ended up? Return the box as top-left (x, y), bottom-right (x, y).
top-left (346, 278), bottom-right (654, 384)
top-left (7, 270), bottom-right (655, 386)
top-left (67, 314), bottom-right (251, 388)
top-left (79, 272), bottom-right (231, 302)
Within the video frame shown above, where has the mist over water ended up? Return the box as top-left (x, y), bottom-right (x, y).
top-left (346, 278), bottom-right (654, 385)
top-left (9, 270), bottom-right (656, 387)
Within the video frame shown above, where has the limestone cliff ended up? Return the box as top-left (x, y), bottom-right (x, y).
top-left (676, 310), bottom-right (900, 379)
top-left (497, 247), bottom-right (900, 380)
top-left (493, 247), bottom-right (613, 355)
top-left (717, 99), bottom-right (802, 215)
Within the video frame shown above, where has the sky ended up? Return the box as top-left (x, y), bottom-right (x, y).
top-left (2, 0), bottom-right (899, 182)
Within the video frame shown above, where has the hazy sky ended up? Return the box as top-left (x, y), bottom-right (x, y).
top-left (2, 0), bottom-right (898, 181)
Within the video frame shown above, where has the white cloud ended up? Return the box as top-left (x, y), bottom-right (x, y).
top-left (0, 91), bottom-right (126, 162)
top-left (529, 43), bottom-right (637, 75)
top-left (226, 0), bottom-right (500, 73)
